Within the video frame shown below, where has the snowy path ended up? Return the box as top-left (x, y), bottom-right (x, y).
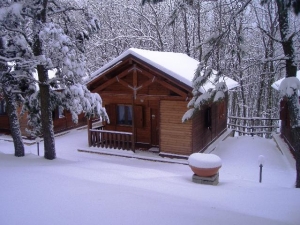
top-left (0, 129), bottom-right (299, 225)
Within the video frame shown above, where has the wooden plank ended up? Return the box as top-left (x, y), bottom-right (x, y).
top-left (92, 69), bottom-right (130, 93)
top-left (155, 78), bottom-right (188, 98)
top-left (114, 133), bottom-right (117, 149)
top-left (160, 100), bottom-right (192, 155)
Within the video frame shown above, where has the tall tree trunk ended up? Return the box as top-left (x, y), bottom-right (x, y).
top-left (0, 62), bottom-right (25, 157)
top-left (33, 0), bottom-right (56, 160)
top-left (3, 87), bottom-right (25, 157)
top-left (182, 8), bottom-right (190, 56)
top-left (276, 0), bottom-right (300, 187)
top-left (37, 65), bottom-right (56, 160)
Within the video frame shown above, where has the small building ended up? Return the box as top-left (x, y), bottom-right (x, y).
top-left (0, 97), bottom-right (10, 133)
top-left (272, 70), bottom-right (300, 154)
top-left (0, 96), bottom-right (87, 137)
top-left (0, 68), bottom-right (89, 137)
top-left (87, 48), bottom-right (238, 157)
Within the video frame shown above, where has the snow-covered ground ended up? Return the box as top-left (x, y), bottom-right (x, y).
top-left (0, 129), bottom-right (299, 225)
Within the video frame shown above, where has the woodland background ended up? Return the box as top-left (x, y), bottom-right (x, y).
top-left (79, 0), bottom-right (300, 120)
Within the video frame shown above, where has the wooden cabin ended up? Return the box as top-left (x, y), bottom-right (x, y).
top-left (0, 97), bottom-right (10, 133)
top-left (0, 96), bottom-right (87, 137)
top-left (272, 71), bottom-right (300, 154)
top-left (87, 48), bottom-right (238, 157)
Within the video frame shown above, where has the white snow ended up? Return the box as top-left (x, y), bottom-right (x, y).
top-left (272, 70), bottom-right (300, 92)
top-left (278, 77), bottom-right (300, 97)
top-left (0, 129), bottom-right (299, 225)
top-left (188, 153), bottom-right (222, 168)
top-left (89, 48), bottom-right (239, 93)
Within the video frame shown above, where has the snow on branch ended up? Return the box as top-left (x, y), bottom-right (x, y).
top-left (182, 108), bottom-right (196, 123)
top-left (183, 64), bottom-right (230, 123)
top-left (61, 84), bottom-right (109, 123)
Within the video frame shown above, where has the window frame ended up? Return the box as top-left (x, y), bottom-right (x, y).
top-left (117, 104), bottom-right (133, 126)
top-left (0, 99), bottom-right (6, 115)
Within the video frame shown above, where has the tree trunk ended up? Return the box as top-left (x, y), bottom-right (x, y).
top-left (3, 89), bottom-right (25, 157)
top-left (33, 0), bottom-right (56, 160)
top-left (182, 8), bottom-right (190, 56)
top-left (37, 65), bottom-right (56, 160)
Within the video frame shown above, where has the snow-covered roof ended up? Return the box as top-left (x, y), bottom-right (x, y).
top-left (90, 48), bottom-right (239, 93)
top-left (271, 70), bottom-right (300, 90)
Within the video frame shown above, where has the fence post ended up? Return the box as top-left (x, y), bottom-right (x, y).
top-left (251, 118), bottom-right (254, 137)
top-left (232, 117), bottom-right (236, 136)
top-left (88, 119), bottom-right (92, 146)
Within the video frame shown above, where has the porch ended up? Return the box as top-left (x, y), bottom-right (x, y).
top-left (89, 128), bottom-right (135, 152)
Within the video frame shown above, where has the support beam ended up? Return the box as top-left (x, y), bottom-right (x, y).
top-left (92, 69), bottom-right (130, 93)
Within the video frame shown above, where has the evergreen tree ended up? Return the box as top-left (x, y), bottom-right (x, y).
top-left (0, 0), bottom-right (107, 159)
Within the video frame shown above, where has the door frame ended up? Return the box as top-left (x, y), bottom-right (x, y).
top-left (150, 108), bottom-right (159, 147)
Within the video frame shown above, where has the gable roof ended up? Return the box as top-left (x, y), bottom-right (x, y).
top-left (89, 48), bottom-right (238, 93)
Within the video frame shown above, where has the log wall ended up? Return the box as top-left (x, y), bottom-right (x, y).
top-left (0, 115), bottom-right (10, 132)
top-left (280, 98), bottom-right (299, 154)
top-left (192, 98), bottom-right (227, 153)
top-left (16, 107), bottom-right (87, 137)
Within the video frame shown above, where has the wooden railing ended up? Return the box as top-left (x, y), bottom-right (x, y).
top-left (227, 116), bottom-right (280, 138)
top-left (89, 129), bottom-right (135, 152)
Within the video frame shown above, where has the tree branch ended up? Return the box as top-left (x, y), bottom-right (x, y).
top-left (257, 26), bottom-right (283, 43)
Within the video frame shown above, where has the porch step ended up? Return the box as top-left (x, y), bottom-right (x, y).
top-left (148, 147), bottom-right (159, 153)
top-left (78, 147), bottom-right (188, 165)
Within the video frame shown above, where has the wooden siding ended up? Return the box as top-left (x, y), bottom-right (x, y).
top-left (160, 100), bottom-right (192, 155)
top-left (53, 112), bottom-right (87, 134)
top-left (280, 98), bottom-right (298, 153)
top-left (192, 98), bottom-right (228, 153)
top-left (2, 107), bottom-right (86, 137)
top-left (0, 115), bottom-right (10, 132)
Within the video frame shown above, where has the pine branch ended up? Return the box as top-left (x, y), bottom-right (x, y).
top-left (0, 24), bottom-right (33, 47)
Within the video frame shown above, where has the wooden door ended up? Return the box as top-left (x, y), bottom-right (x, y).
top-left (150, 108), bottom-right (159, 146)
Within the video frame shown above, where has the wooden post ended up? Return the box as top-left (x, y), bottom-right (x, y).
top-left (87, 118), bottom-right (92, 146)
top-left (132, 95), bottom-right (135, 152)
top-left (251, 118), bottom-right (254, 137)
top-left (259, 164), bottom-right (263, 183)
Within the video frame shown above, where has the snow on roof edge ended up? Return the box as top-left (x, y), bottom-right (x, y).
top-left (272, 70), bottom-right (300, 91)
top-left (89, 48), bottom-right (193, 88)
top-left (88, 48), bottom-right (239, 92)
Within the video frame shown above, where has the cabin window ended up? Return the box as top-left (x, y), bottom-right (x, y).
top-left (106, 104), bottom-right (143, 127)
top-left (205, 107), bottom-right (212, 129)
top-left (58, 107), bottom-right (65, 118)
top-left (0, 99), bottom-right (6, 115)
top-left (52, 107), bottom-right (65, 120)
top-left (117, 105), bottom-right (133, 125)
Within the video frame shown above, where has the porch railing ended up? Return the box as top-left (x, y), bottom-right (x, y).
top-left (227, 116), bottom-right (280, 138)
top-left (89, 129), bottom-right (135, 152)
